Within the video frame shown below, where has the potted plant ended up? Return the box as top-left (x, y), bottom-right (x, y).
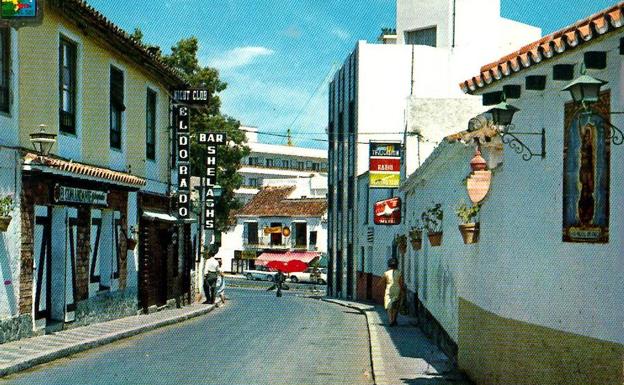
top-left (0, 195), bottom-right (14, 232)
top-left (421, 203), bottom-right (443, 246)
top-left (409, 221), bottom-right (423, 251)
top-left (456, 201), bottom-right (480, 244)
top-left (396, 234), bottom-right (407, 256)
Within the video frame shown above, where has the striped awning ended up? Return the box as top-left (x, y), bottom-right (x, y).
top-left (255, 251), bottom-right (320, 266)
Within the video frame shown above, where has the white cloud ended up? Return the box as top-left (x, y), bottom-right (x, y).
top-left (208, 46), bottom-right (274, 70)
top-left (330, 27), bottom-right (351, 41)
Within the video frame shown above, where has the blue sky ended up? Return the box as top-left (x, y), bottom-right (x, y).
top-left (88, 0), bottom-right (619, 149)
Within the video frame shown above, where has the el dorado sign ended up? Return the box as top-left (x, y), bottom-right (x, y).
top-left (54, 185), bottom-right (107, 206)
top-left (369, 142), bottom-right (402, 188)
top-left (374, 197), bottom-right (401, 225)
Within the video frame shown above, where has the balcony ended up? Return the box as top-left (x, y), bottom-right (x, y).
top-left (244, 242), bottom-right (317, 252)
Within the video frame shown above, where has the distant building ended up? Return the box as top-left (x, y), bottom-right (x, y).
top-left (235, 126), bottom-right (328, 204)
top-left (217, 184), bottom-right (328, 273)
top-left (326, 0), bottom-right (541, 298)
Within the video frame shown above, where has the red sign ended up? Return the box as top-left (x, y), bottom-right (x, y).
top-left (374, 197), bottom-right (401, 225)
top-left (370, 157), bottom-right (400, 172)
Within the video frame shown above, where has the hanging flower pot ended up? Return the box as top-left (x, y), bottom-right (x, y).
top-left (427, 232), bottom-right (443, 246)
top-left (396, 234), bottom-right (407, 256)
top-left (0, 216), bottom-right (12, 232)
top-left (458, 223), bottom-right (480, 244)
top-left (409, 224), bottom-right (423, 251)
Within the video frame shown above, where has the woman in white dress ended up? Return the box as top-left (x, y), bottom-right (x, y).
top-left (382, 258), bottom-right (404, 326)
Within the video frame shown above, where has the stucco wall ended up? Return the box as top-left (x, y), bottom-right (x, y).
top-left (0, 149), bottom-right (20, 321)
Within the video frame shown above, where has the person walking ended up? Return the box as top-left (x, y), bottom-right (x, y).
top-left (382, 257), bottom-right (404, 326)
top-left (203, 248), bottom-right (220, 304)
top-left (215, 259), bottom-right (226, 306)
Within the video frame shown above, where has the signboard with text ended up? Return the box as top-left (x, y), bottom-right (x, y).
top-left (0, 0), bottom-right (44, 28)
top-left (201, 132), bottom-right (226, 230)
top-left (173, 89), bottom-right (210, 106)
top-left (175, 104), bottom-right (191, 219)
top-left (54, 185), bottom-right (107, 206)
top-left (374, 197), bottom-right (401, 225)
top-left (369, 142), bottom-right (402, 188)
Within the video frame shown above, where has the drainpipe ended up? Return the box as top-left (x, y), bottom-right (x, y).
top-left (451, 0), bottom-right (457, 48)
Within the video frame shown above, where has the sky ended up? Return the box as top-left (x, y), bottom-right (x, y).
top-left (88, 0), bottom-right (620, 149)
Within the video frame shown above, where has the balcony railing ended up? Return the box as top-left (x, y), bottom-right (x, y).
top-left (244, 242), bottom-right (317, 251)
top-left (242, 163), bottom-right (328, 173)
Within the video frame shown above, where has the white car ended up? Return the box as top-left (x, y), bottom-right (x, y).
top-left (289, 268), bottom-right (327, 284)
top-left (243, 265), bottom-right (278, 281)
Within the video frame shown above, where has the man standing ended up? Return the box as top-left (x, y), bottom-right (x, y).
top-left (203, 247), bottom-right (221, 304)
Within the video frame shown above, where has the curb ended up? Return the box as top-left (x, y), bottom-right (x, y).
top-left (0, 304), bottom-right (217, 378)
top-left (322, 298), bottom-right (380, 385)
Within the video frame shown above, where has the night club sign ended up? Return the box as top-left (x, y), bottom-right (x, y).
top-left (199, 132), bottom-right (226, 230)
top-left (562, 91), bottom-right (610, 243)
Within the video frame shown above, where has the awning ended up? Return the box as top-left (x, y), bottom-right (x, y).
top-left (142, 211), bottom-right (178, 223)
top-left (255, 251), bottom-right (320, 266)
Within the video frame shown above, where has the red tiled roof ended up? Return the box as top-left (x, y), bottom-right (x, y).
top-left (24, 152), bottom-right (146, 187)
top-left (55, 0), bottom-right (185, 86)
top-left (237, 186), bottom-right (328, 217)
top-left (460, 1), bottom-right (624, 94)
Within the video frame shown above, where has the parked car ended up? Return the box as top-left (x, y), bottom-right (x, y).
top-left (243, 265), bottom-right (278, 281)
top-left (289, 267), bottom-right (327, 284)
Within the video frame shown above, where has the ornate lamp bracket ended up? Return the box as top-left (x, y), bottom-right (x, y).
top-left (500, 125), bottom-right (546, 161)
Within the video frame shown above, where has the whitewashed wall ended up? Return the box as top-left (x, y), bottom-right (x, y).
top-left (0, 149), bottom-right (20, 320)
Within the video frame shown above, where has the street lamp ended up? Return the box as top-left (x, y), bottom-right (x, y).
top-left (486, 100), bottom-right (520, 127)
top-left (29, 124), bottom-right (56, 157)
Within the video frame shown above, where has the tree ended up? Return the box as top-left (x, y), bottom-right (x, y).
top-left (142, 35), bottom-right (249, 232)
top-left (129, 27), bottom-right (144, 43)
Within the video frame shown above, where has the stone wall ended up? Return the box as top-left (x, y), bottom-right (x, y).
top-left (0, 314), bottom-right (33, 344)
top-left (72, 287), bottom-right (138, 327)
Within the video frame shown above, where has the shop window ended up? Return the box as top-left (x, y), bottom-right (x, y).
top-left (59, 36), bottom-right (77, 134)
top-left (146, 88), bottom-right (157, 160)
top-left (110, 66), bottom-right (125, 149)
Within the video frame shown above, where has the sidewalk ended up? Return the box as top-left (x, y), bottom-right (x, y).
top-left (324, 298), bottom-right (472, 385)
top-left (0, 302), bottom-right (217, 378)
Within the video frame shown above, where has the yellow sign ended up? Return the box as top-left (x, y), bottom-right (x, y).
top-left (282, 226), bottom-right (291, 237)
top-left (241, 250), bottom-right (257, 260)
top-left (369, 172), bottom-right (401, 188)
top-left (263, 226), bottom-right (282, 235)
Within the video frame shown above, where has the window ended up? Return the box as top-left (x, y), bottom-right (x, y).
top-left (248, 178), bottom-right (258, 187)
top-left (266, 158), bottom-right (274, 167)
top-left (248, 157), bottom-right (259, 166)
top-left (295, 222), bottom-right (307, 248)
top-left (0, 28), bottom-right (9, 114)
top-left (270, 222), bottom-right (282, 245)
top-left (405, 26), bottom-right (437, 47)
top-left (297, 161), bottom-right (305, 170)
top-left (312, 162), bottom-right (320, 171)
top-left (309, 231), bottom-right (317, 249)
top-left (246, 222), bottom-right (258, 245)
top-left (146, 89), bottom-right (157, 160)
top-left (59, 37), bottom-right (77, 133)
top-left (282, 159), bottom-right (289, 168)
top-left (110, 66), bottom-right (125, 149)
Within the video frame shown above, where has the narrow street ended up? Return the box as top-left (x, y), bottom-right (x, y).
top-left (0, 289), bottom-right (373, 385)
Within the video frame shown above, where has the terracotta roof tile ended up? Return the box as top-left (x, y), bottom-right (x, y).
top-left (237, 186), bottom-right (327, 217)
top-left (24, 153), bottom-right (146, 187)
top-left (460, 1), bottom-right (624, 94)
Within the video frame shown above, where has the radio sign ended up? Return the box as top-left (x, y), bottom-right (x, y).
top-left (369, 141), bottom-right (402, 189)
top-left (173, 89), bottom-right (209, 106)
top-left (175, 104), bottom-right (191, 219)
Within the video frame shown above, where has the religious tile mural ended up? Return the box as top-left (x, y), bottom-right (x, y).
top-left (563, 91), bottom-right (610, 243)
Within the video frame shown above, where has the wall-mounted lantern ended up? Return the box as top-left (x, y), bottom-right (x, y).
top-left (29, 124), bottom-right (56, 157)
top-left (484, 95), bottom-right (546, 161)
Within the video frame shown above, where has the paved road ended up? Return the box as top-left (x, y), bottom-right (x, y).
top-left (1, 289), bottom-right (373, 385)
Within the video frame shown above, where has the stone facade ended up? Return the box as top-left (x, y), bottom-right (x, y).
top-left (72, 288), bottom-right (138, 327)
top-left (0, 315), bottom-right (34, 345)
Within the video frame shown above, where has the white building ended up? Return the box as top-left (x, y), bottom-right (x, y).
top-left (235, 126), bottom-right (328, 204)
top-left (216, 183), bottom-right (327, 273)
top-left (327, 0), bottom-right (540, 298)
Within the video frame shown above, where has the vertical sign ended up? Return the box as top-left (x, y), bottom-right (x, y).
top-left (175, 105), bottom-right (191, 219)
top-left (369, 142), bottom-right (401, 188)
top-left (199, 133), bottom-right (226, 229)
